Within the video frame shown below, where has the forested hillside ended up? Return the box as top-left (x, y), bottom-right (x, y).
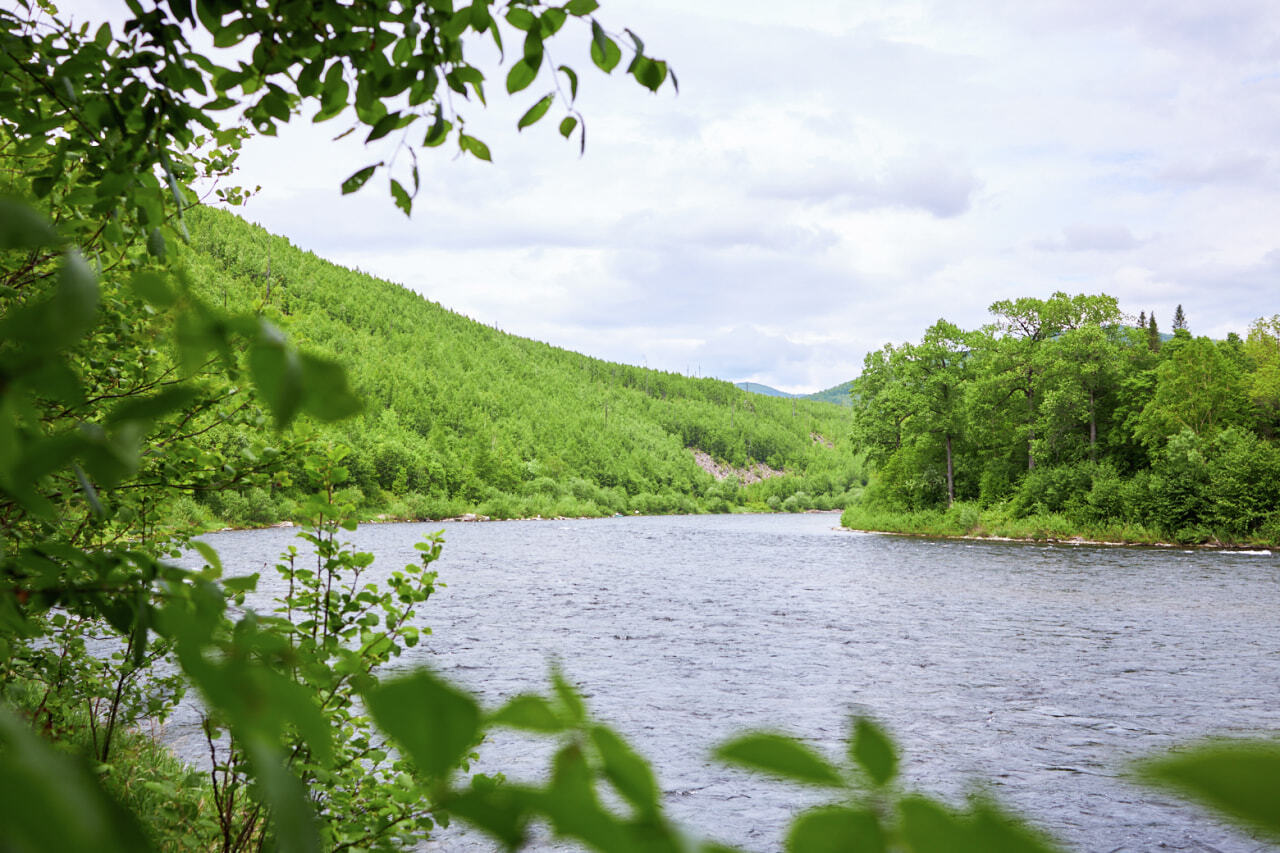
top-left (179, 207), bottom-right (860, 525)
top-left (844, 293), bottom-right (1280, 545)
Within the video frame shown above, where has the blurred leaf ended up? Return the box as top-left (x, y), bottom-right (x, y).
top-left (364, 669), bottom-right (481, 780)
top-left (1139, 740), bottom-right (1280, 840)
top-left (851, 717), bottom-right (898, 786)
top-left (241, 735), bottom-right (320, 853)
top-left (490, 694), bottom-right (566, 732)
top-left (0, 197), bottom-right (59, 249)
top-left (968, 801), bottom-right (1063, 853)
top-left (714, 733), bottom-right (843, 787)
top-left (299, 353), bottom-right (363, 421)
top-left (191, 540), bottom-right (223, 576)
top-left (551, 665), bottom-right (586, 724)
top-left (0, 709), bottom-right (157, 853)
top-left (249, 334), bottom-right (304, 429)
top-left (786, 806), bottom-right (884, 853)
top-left (106, 388), bottom-right (199, 425)
top-left (128, 270), bottom-right (177, 307)
top-left (222, 574), bottom-right (259, 594)
top-left (590, 725), bottom-right (659, 813)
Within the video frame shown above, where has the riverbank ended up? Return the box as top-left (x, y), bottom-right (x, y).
top-left (840, 503), bottom-right (1280, 550)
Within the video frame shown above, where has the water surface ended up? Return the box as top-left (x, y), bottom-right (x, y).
top-left (173, 513), bottom-right (1280, 851)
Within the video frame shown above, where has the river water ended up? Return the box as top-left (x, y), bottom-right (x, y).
top-left (170, 512), bottom-right (1280, 852)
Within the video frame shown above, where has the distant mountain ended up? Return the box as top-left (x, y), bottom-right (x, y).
top-left (734, 381), bottom-right (796, 398)
top-left (736, 380), bottom-right (855, 407)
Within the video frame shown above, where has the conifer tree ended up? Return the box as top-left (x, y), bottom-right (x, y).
top-left (1173, 304), bottom-right (1187, 331)
top-left (1147, 311), bottom-right (1161, 351)
top-left (1138, 310), bottom-right (1146, 328)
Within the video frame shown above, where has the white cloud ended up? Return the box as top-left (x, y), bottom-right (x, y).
top-left (59, 0), bottom-right (1280, 393)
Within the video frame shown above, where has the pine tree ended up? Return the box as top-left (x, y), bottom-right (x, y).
top-left (1138, 310), bottom-right (1146, 329)
top-left (1147, 311), bottom-right (1161, 351)
top-left (1173, 304), bottom-right (1187, 331)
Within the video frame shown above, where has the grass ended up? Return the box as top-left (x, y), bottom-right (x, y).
top-left (840, 502), bottom-right (1275, 548)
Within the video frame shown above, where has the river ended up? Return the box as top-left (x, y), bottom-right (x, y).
top-left (169, 512), bottom-right (1280, 852)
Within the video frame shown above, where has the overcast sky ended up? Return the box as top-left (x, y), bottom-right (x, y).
top-left (76, 0), bottom-right (1280, 392)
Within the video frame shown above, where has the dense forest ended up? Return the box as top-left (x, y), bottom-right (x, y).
top-left (176, 207), bottom-right (861, 527)
top-left (844, 293), bottom-right (1280, 545)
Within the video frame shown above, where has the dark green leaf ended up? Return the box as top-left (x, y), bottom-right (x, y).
top-left (786, 806), bottom-right (884, 853)
top-left (364, 669), bottom-right (481, 779)
top-left (365, 111), bottom-right (402, 143)
top-left (0, 197), bottom-right (59, 250)
top-left (714, 732), bottom-right (843, 787)
top-left (391, 179), bottom-right (412, 216)
top-left (558, 64), bottom-right (578, 100)
top-left (517, 94), bottom-right (554, 131)
top-left (0, 709), bottom-right (157, 853)
top-left (851, 717), bottom-right (898, 786)
top-left (341, 164), bottom-right (379, 195)
top-left (1139, 740), bottom-right (1280, 840)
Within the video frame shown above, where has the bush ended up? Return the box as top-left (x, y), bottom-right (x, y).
top-left (781, 492), bottom-right (811, 512)
top-left (766, 495), bottom-right (782, 511)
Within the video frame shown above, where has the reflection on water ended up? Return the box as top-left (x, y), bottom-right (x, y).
top-left (171, 514), bottom-right (1280, 852)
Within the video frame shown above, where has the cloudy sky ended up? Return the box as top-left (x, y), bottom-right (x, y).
top-left (79, 0), bottom-right (1280, 392)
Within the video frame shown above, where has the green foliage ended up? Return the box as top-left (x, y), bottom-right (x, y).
top-left (846, 293), bottom-right (1280, 544)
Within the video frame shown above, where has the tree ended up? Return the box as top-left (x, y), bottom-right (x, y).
top-left (1, 0), bottom-right (673, 847)
top-left (1146, 311), bottom-right (1161, 351)
top-left (1172, 304), bottom-right (1187, 331)
top-left (1133, 336), bottom-right (1251, 452)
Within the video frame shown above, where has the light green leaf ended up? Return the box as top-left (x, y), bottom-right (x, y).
top-left (851, 717), bottom-right (898, 786)
top-left (559, 116), bottom-right (578, 139)
top-left (128, 270), bottom-right (177, 307)
top-left (590, 22), bottom-right (621, 73)
top-left (506, 59), bottom-right (538, 94)
top-left (590, 725), bottom-right (658, 812)
top-left (566, 0), bottom-right (599, 15)
top-left (364, 669), bottom-right (481, 779)
top-left (490, 694), bottom-right (566, 732)
top-left (299, 353), bottom-right (363, 421)
top-left (191, 541), bottom-right (223, 577)
top-left (1139, 740), bottom-right (1280, 840)
top-left (714, 732), bottom-right (843, 787)
top-left (459, 133), bottom-right (492, 162)
top-left (517, 94), bottom-right (554, 131)
top-left (786, 806), bottom-right (884, 853)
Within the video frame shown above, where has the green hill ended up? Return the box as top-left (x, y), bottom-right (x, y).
top-left (180, 207), bottom-right (862, 523)
top-left (804, 381), bottom-right (854, 407)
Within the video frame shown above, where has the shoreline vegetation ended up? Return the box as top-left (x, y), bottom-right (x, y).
top-left (840, 504), bottom-right (1280, 550)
